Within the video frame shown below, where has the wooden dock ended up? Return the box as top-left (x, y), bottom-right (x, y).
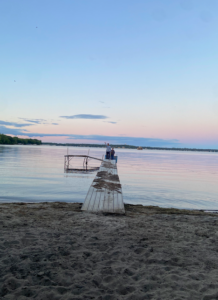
top-left (81, 159), bottom-right (125, 214)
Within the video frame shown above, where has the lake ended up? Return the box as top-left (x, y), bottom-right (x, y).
top-left (0, 145), bottom-right (218, 210)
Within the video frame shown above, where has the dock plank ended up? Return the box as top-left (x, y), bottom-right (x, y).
top-left (92, 190), bottom-right (102, 212)
top-left (103, 189), bottom-right (109, 212)
top-left (81, 186), bottom-right (95, 211)
top-left (113, 190), bottom-right (119, 212)
top-left (87, 187), bottom-right (97, 211)
top-left (98, 189), bottom-right (106, 212)
top-left (117, 191), bottom-right (124, 213)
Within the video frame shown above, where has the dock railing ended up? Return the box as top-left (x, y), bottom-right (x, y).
top-left (64, 155), bottom-right (103, 172)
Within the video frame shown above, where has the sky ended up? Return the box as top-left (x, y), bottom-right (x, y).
top-left (0, 0), bottom-right (218, 148)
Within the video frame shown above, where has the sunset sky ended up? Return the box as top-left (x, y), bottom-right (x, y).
top-left (1, 0), bottom-right (218, 148)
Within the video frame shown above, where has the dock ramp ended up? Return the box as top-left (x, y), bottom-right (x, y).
top-left (81, 159), bottom-right (125, 214)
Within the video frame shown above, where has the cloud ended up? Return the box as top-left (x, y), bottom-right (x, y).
top-left (0, 125), bottom-right (180, 147)
top-left (99, 101), bottom-right (104, 103)
top-left (20, 118), bottom-right (60, 126)
top-left (67, 135), bottom-right (180, 147)
top-left (0, 120), bottom-right (33, 128)
top-left (20, 118), bottom-right (46, 124)
top-left (105, 121), bottom-right (117, 124)
top-left (0, 126), bottom-right (29, 135)
top-left (60, 114), bottom-right (108, 120)
top-left (2, 126), bottom-right (218, 149)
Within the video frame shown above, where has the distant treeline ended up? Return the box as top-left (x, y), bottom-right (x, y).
top-left (43, 143), bottom-right (137, 149)
top-left (0, 134), bottom-right (42, 145)
top-left (144, 147), bottom-right (218, 152)
top-left (42, 143), bottom-right (218, 152)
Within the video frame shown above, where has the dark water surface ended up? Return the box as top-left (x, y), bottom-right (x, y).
top-left (0, 145), bottom-right (218, 209)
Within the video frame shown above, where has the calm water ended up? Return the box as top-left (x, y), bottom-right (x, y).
top-left (0, 145), bottom-right (218, 210)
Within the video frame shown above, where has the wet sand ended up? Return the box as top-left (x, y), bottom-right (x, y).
top-left (1, 202), bottom-right (218, 300)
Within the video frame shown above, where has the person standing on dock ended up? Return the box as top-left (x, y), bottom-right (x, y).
top-left (105, 143), bottom-right (111, 159)
top-left (111, 148), bottom-right (115, 160)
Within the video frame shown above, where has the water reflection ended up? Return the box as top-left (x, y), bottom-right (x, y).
top-left (118, 150), bottom-right (218, 209)
top-left (0, 145), bottom-right (218, 209)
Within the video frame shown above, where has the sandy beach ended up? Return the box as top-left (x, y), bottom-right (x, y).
top-left (1, 202), bottom-right (218, 300)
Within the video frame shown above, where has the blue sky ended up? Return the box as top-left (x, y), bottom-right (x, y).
top-left (0, 0), bottom-right (218, 148)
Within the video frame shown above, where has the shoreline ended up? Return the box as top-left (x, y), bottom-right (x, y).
top-left (1, 202), bottom-right (218, 299)
top-left (1, 143), bottom-right (218, 153)
top-left (1, 201), bottom-right (218, 214)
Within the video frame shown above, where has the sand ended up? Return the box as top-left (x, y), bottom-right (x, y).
top-left (1, 202), bottom-right (218, 300)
